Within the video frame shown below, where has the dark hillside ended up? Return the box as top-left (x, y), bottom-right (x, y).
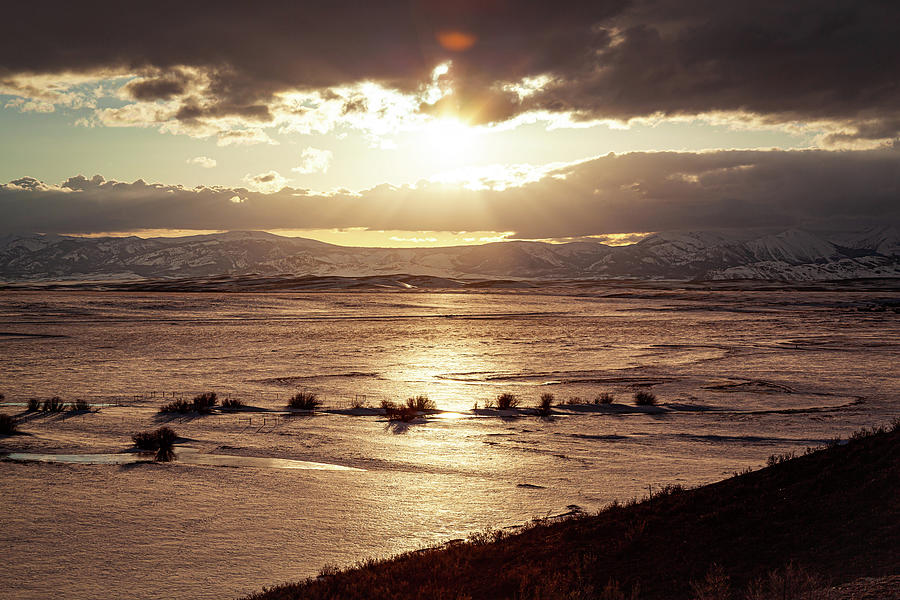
top-left (245, 424), bottom-right (899, 600)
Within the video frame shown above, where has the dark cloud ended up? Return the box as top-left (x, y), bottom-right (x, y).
top-left (4, 1), bottom-right (896, 136)
top-left (2, 149), bottom-right (898, 236)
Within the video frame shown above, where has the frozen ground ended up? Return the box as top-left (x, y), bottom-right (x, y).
top-left (1, 287), bottom-right (898, 599)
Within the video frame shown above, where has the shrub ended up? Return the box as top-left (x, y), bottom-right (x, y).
top-left (192, 392), bottom-right (218, 413)
top-left (766, 451), bottom-right (795, 467)
top-left (70, 398), bottom-right (91, 411)
top-left (634, 390), bottom-right (657, 406)
top-left (565, 396), bottom-right (584, 405)
top-left (27, 397), bottom-right (41, 411)
top-left (42, 396), bottom-right (67, 412)
top-left (350, 397), bottom-right (369, 409)
top-left (289, 392), bottom-right (322, 410)
top-left (381, 400), bottom-right (418, 422)
top-left (745, 563), bottom-right (824, 600)
top-left (132, 426), bottom-right (178, 461)
top-left (537, 393), bottom-right (554, 417)
top-left (690, 564), bottom-right (731, 600)
top-left (160, 398), bottom-right (192, 413)
top-left (0, 392), bottom-right (4, 401)
top-left (496, 393), bottom-right (520, 410)
top-left (0, 414), bottom-right (18, 435)
top-left (405, 395), bottom-right (436, 411)
top-left (221, 397), bottom-right (245, 411)
top-left (594, 392), bottom-right (615, 405)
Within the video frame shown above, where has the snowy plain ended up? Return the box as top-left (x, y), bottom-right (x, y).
top-left (1, 287), bottom-right (898, 599)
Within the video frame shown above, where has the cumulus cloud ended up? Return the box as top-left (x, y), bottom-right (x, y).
top-left (3, 149), bottom-right (898, 237)
top-left (1, 1), bottom-right (897, 143)
top-left (241, 170), bottom-right (289, 193)
top-left (187, 156), bottom-right (216, 168)
top-left (292, 148), bottom-right (333, 174)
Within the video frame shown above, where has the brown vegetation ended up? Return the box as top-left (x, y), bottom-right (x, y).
top-left (496, 393), bottom-right (520, 410)
top-left (633, 391), bottom-right (657, 406)
top-left (132, 426), bottom-right (178, 461)
top-left (243, 421), bottom-right (900, 600)
top-left (288, 392), bottom-right (322, 410)
top-left (0, 413), bottom-right (18, 435)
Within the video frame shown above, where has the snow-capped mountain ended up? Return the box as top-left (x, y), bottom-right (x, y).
top-left (0, 226), bottom-right (898, 282)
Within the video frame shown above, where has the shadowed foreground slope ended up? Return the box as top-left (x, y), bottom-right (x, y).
top-left (245, 424), bottom-right (899, 600)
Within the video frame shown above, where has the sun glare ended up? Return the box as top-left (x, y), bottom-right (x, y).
top-left (420, 118), bottom-right (476, 166)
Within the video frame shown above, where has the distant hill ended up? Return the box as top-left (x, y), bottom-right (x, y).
top-left (1, 226), bottom-right (898, 281)
top-left (243, 423), bottom-right (900, 600)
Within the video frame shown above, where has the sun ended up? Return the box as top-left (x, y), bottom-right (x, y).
top-left (420, 117), bottom-right (477, 166)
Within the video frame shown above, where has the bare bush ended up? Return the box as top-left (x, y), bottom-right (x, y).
top-left (0, 414), bottom-right (18, 435)
top-left (288, 392), bottom-right (322, 410)
top-left (634, 390), bottom-right (657, 406)
top-left (537, 393), bottom-right (554, 417)
top-left (221, 397), bottom-right (245, 411)
top-left (594, 392), bottom-right (615, 404)
top-left (496, 393), bottom-right (520, 409)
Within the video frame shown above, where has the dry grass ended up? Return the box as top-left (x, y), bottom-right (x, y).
top-left (496, 393), bottom-right (520, 409)
top-left (242, 421), bottom-right (900, 600)
top-left (594, 392), bottom-right (615, 405)
top-left (633, 391), bottom-right (657, 406)
top-left (405, 395), bottom-right (436, 411)
top-left (537, 393), bottom-right (554, 416)
top-left (288, 392), bottom-right (322, 410)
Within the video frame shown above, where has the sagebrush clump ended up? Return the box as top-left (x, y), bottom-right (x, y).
top-left (594, 392), bottom-right (615, 405)
top-left (0, 414), bottom-right (18, 435)
top-left (221, 397), bottom-right (245, 410)
top-left (634, 390), bottom-right (657, 406)
top-left (288, 392), bottom-right (322, 410)
top-left (405, 395), bottom-right (436, 411)
top-left (496, 393), bottom-right (520, 409)
top-left (41, 397), bottom-right (67, 412)
top-left (381, 400), bottom-right (418, 421)
top-left (132, 426), bottom-right (177, 461)
top-left (159, 392), bottom-right (219, 414)
top-left (537, 393), bottom-right (554, 417)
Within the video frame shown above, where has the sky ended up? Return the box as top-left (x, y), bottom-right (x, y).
top-left (1, 0), bottom-right (899, 247)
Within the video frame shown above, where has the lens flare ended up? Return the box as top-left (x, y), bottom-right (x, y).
top-left (436, 30), bottom-right (477, 52)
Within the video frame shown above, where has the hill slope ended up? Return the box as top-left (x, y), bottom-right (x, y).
top-left (244, 423), bottom-right (899, 600)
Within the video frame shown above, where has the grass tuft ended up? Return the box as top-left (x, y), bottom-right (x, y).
top-left (537, 393), bottom-right (554, 416)
top-left (288, 392), bottom-right (322, 410)
top-left (27, 397), bottom-right (40, 411)
top-left (496, 393), bottom-right (520, 410)
top-left (634, 390), bottom-right (657, 406)
top-left (594, 392), bottom-right (615, 405)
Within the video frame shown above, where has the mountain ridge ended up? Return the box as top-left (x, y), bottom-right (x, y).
top-left (1, 226), bottom-right (898, 282)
